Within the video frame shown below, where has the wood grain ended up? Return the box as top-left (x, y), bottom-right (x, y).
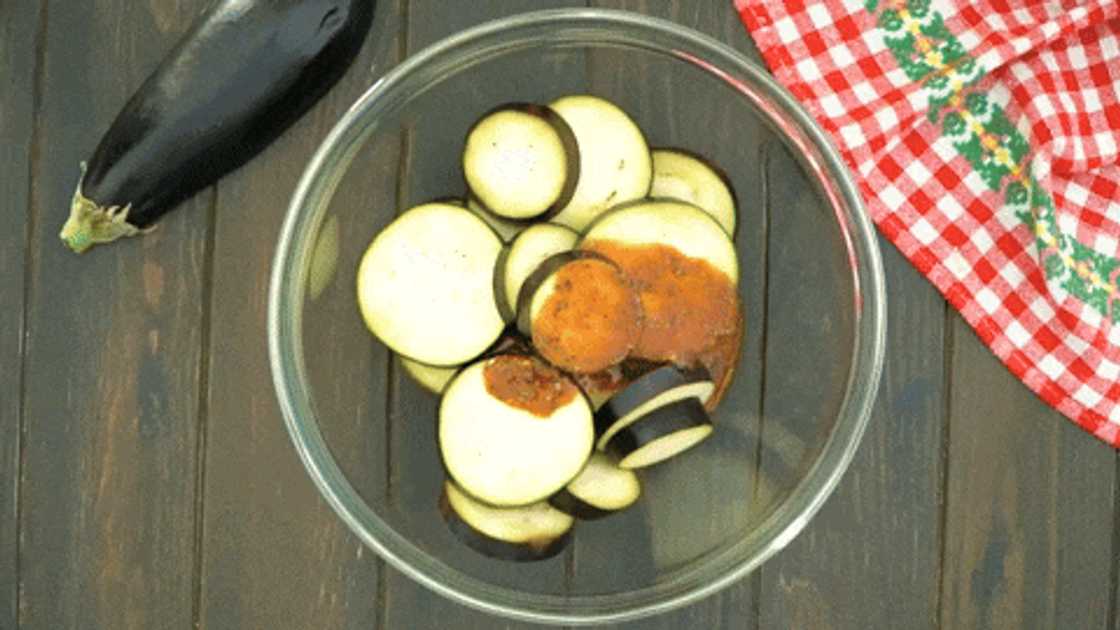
top-left (1115, 470), bottom-right (1120, 630)
top-left (580, 2), bottom-right (766, 629)
top-left (9, 2), bottom-right (1120, 630)
top-left (757, 229), bottom-right (947, 630)
top-left (1111, 455), bottom-right (1120, 627)
top-left (940, 316), bottom-right (1117, 630)
top-left (17, 1), bottom-right (212, 628)
top-left (0, 1), bottom-right (44, 627)
top-left (380, 3), bottom-right (586, 629)
top-left (193, 3), bottom-right (404, 629)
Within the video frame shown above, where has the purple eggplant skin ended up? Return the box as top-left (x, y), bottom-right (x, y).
top-left (61, 0), bottom-right (376, 253)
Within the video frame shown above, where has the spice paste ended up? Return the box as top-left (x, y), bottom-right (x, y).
top-left (581, 239), bottom-right (742, 408)
top-left (483, 354), bottom-right (579, 417)
top-left (531, 258), bottom-right (643, 374)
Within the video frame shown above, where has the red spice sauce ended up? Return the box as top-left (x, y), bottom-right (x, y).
top-left (581, 240), bottom-right (743, 408)
top-left (483, 354), bottom-right (579, 417)
top-left (531, 258), bottom-right (643, 374)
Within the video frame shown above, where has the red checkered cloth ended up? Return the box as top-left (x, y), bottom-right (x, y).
top-left (735, 0), bottom-right (1120, 446)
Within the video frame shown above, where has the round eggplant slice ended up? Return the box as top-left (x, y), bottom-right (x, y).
top-left (604, 396), bottom-right (713, 469)
top-left (439, 355), bottom-right (594, 507)
top-left (402, 331), bottom-right (531, 394)
top-left (357, 202), bottom-right (505, 366)
top-left (580, 199), bottom-right (739, 284)
top-left (650, 148), bottom-right (737, 237)
top-left (466, 195), bottom-right (525, 242)
top-left (400, 357), bottom-right (458, 395)
top-left (594, 365), bottom-right (714, 451)
top-left (441, 481), bottom-right (573, 562)
top-left (495, 223), bottom-right (579, 318)
top-left (548, 452), bottom-right (640, 519)
top-left (515, 251), bottom-right (594, 337)
top-left (516, 251), bottom-right (643, 374)
top-left (463, 104), bottom-right (579, 220)
top-left (548, 95), bottom-right (652, 231)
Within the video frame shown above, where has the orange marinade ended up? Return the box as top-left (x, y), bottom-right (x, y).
top-left (532, 257), bottom-right (643, 374)
top-left (483, 354), bottom-right (579, 417)
top-left (581, 240), bottom-right (742, 407)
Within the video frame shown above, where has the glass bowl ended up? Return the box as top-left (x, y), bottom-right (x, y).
top-left (268, 8), bottom-right (885, 626)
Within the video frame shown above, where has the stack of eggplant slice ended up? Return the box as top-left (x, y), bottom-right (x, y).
top-left (357, 94), bottom-right (742, 561)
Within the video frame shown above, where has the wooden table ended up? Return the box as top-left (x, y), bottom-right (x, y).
top-left (4, 1), bottom-right (1118, 628)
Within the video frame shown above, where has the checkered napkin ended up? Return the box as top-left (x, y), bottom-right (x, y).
top-left (734, 0), bottom-right (1120, 446)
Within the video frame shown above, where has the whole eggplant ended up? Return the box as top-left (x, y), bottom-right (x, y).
top-left (61, 0), bottom-right (376, 253)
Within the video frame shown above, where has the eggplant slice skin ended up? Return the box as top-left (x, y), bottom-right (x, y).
top-left (514, 250), bottom-right (608, 337)
top-left (548, 452), bottom-right (640, 519)
top-left (547, 95), bottom-right (652, 231)
top-left (463, 103), bottom-right (580, 220)
top-left (604, 396), bottom-right (713, 469)
top-left (496, 223), bottom-right (579, 318)
top-left (523, 256), bottom-right (643, 375)
top-left (61, 0), bottom-right (376, 252)
top-left (466, 195), bottom-right (526, 242)
top-left (594, 364), bottom-right (715, 450)
top-left (440, 481), bottom-right (574, 562)
top-left (439, 355), bottom-right (594, 507)
top-left (491, 244), bottom-right (516, 323)
top-left (357, 203), bottom-right (505, 367)
top-left (580, 198), bottom-right (739, 284)
top-left (650, 148), bottom-right (738, 238)
top-left (400, 357), bottom-right (459, 395)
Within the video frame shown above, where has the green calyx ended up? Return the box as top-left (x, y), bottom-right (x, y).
top-left (59, 165), bottom-right (143, 253)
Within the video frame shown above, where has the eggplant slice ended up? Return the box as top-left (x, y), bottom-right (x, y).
top-left (594, 365), bottom-right (714, 451)
top-left (439, 355), bottom-right (594, 507)
top-left (604, 396), bottom-right (713, 469)
top-left (402, 331), bottom-right (532, 394)
top-left (357, 202), bottom-right (505, 366)
top-left (515, 251), bottom-right (600, 337)
top-left (466, 195), bottom-right (525, 242)
top-left (400, 357), bottom-right (458, 394)
top-left (441, 480), bottom-right (573, 562)
top-left (548, 452), bottom-right (641, 519)
top-left (495, 223), bottom-right (579, 319)
top-left (548, 95), bottom-right (652, 231)
top-left (580, 198), bottom-right (739, 284)
top-left (516, 251), bottom-right (642, 374)
top-left (491, 244), bottom-right (516, 323)
top-left (463, 103), bottom-right (579, 220)
top-left (650, 148), bottom-right (738, 237)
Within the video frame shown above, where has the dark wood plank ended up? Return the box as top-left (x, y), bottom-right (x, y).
top-left (757, 229), bottom-right (946, 629)
top-left (195, 3), bottom-right (405, 629)
top-left (580, 3), bottom-right (763, 628)
top-left (940, 317), bottom-right (1116, 630)
top-left (1115, 455), bottom-right (1120, 630)
top-left (0, 1), bottom-right (44, 627)
top-left (381, 2), bottom-right (586, 628)
top-left (1115, 466), bottom-right (1120, 630)
top-left (709, 4), bottom-right (946, 627)
top-left (18, 1), bottom-right (213, 628)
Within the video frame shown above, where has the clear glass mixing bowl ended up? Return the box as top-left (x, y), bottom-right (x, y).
top-left (268, 8), bottom-right (886, 626)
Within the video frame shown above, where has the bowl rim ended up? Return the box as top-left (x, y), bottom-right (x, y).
top-left (268, 7), bottom-right (886, 626)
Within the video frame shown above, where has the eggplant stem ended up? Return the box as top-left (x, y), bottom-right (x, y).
top-left (60, 165), bottom-right (144, 253)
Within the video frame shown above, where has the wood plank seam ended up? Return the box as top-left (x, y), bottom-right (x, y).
top-left (933, 301), bottom-right (954, 630)
top-left (748, 136), bottom-right (772, 630)
top-left (1109, 451), bottom-right (1120, 630)
top-left (385, 130), bottom-right (412, 508)
top-left (189, 187), bottom-right (219, 630)
top-left (15, 2), bottom-right (52, 626)
top-left (376, 3), bottom-right (412, 628)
